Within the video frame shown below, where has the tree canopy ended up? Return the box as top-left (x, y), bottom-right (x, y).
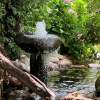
top-left (0, 0), bottom-right (99, 62)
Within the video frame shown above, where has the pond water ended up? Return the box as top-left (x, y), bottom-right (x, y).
top-left (48, 66), bottom-right (100, 97)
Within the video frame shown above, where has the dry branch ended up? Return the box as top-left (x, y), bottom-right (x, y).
top-left (0, 52), bottom-right (56, 99)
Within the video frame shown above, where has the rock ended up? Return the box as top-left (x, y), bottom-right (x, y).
top-left (53, 54), bottom-right (64, 60)
top-left (48, 71), bottom-right (60, 76)
top-left (58, 59), bottom-right (72, 66)
top-left (46, 53), bottom-right (73, 71)
top-left (95, 76), bottom-right (100, 96)
top-left (47, 57), bottom-right (72, 71)
top-left (61, 92), bottom-right (93, 100)
top-left (48, 57), bottom-right (59, 63)
top-left (70, 65), bottom-right (87, 68)
top-left (94, 97), bottom-right (100, 100)
top-left (8, 76), bottom-right (22, 89)
top-left (48, 62), bottom-right (59, 71)
top-left (95, 52), bottom-right (100, 60)
top-left (88, 64), bottom-right (100, 68)
top-left (15, 54), bottom-right (30, 72)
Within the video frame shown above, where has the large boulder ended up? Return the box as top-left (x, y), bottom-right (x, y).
top-left (47, 53), bottom-right (72, 71)
top-left (14, 54), bottom-right (30, 72)
top-left (88, 64), bottom-right (100, 68)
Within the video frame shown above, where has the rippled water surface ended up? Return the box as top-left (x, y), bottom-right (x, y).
top-left (48, 67), bottom-right (100, 97)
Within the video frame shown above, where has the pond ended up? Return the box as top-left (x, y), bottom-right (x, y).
top-left (48, 66), bottom-right (100, 97)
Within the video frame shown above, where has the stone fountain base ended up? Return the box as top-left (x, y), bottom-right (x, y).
top-left (17, 52), bottom-right (72, 73)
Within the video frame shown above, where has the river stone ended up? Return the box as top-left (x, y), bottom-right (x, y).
top-left (48, 57), bottom-right (59, 63)
top-left (88, 64), bottom-right (100, 68)
top-left (48, 62), bottom-right (59, 71)
top-left (15, 54), bottom-right (30, 72)
top-left (58, 59), bottom-right (72, 66)
top-left (50, 53), bottom-right (64, 60)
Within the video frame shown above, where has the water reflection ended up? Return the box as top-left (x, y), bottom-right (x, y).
top-left (48, 67), bottom-right (100, 97)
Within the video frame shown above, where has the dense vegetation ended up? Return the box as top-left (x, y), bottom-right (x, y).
top-left (0, 0), bottom-right (100, 63)
top-left (0, 0), bottom-right (48, 59)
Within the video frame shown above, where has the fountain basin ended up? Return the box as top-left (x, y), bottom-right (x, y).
top-left (15, 33), bottom-right (61, 53)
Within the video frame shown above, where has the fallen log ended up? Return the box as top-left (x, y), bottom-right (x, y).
top-left (0, 52), bottom-right (56, 99)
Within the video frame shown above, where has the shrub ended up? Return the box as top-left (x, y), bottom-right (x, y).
top-left (44, 0), bottom-right (94, 62)
top-left (21, 0), bottom-right (96, 63)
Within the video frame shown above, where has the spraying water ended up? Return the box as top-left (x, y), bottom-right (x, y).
top-left (34, 20), bottom-right (47, 37)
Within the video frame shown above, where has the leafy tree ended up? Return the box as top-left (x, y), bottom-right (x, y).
top-left (0, 0), bottom-right (98, 62)
top-left (43, 0), bottom-right (95, 63)
top-left (86, 0), bottom-right (100, 43)
top-left (0, 0), bottom-right (48, 59)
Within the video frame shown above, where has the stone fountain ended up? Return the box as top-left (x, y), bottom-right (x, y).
top-left (15, 21), bottom-right (61, 84)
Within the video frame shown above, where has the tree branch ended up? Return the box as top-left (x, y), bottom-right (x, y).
top-left (0, 52), bottom-right (56, 99)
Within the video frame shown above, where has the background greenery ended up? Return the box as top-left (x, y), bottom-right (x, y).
top-left (0, 0), bottom-right (99, 63)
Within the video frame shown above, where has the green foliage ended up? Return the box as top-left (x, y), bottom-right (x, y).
top-left (5, 0), bottom-right (97, 62)
top-left (0, 1), bottom-right (4, 33)
top-left (86, 0), bottom-right (100, 43)
top-left (0, 36), bottom-right (4, 43)
top-left (0, 0), bottom-right (99, 62)
top-left (0, 0), bottom-right (48, 59)
top-left (17, 0), bottom-right (49, 32)
top-left (4, 40), bottom-right (21, 60)
top-left (80, 44), bottom-right (95, 62)
top-left (41, 0), bottom-right (95, 62)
